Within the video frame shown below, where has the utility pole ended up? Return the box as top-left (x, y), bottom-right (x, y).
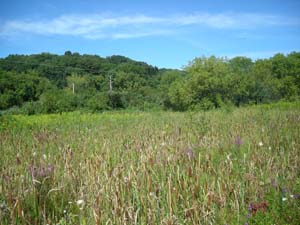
top-left (72, 82), bottom-right (75, 94)
top-left (109, 75), bottom-right (113, 92)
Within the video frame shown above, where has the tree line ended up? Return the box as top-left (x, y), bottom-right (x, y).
top-left (0, 51), bottom-right (299, 114)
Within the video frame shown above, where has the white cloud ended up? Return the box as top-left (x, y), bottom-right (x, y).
top-left (172, 13), bottom-right (299, 28)
top-left (0, 13), bottom-right (299, 39)
top-left (111, 30), bottom-right (173, 40)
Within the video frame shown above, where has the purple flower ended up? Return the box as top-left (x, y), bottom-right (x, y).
top-left (281, 187), bottom-right (289, 193)
top-left (184, 148), bottom-right (195, 160)
top-left (291, 194), bottom-right (300, 199)
top-left (29, 164), bottom-right (54, 180)
top-left (234, 136), bottom-right (243, 148)
top-left (248, 203), bottom-right (253, 212)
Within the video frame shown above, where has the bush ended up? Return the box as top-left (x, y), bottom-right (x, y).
top-left (107, 91), bottom-right (125, 109)
top-left (20, 101), bottom-right (43, 115)
top-left (189, 98), bottom-right (215, 111)
top-left (87, 92), bottom-right (110, 111)
top-left (39, 90), bottom-right (77, 113)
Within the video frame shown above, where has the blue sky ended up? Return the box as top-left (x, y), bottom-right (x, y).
top-left (0, 0), bottom-right (300, 68)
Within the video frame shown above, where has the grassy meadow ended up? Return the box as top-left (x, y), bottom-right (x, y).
top-left (0, 103), bottom-right (300, 224)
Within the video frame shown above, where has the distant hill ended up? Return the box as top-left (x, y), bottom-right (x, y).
top-left (0, 51), bottom-right (299, 114)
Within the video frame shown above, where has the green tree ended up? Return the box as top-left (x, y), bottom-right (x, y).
top-left (39, 90), bottom-right (76, 113)
top-left (87, 92), bottom-right (109, 111)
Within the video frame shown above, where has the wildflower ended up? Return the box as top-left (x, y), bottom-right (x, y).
top-left (282, 197), bottom-right (287, 201)
top-left (226, 154), bottom-right (231, 160)
top-left (184, 147), bottom-right (195, 160)
top-left (292, 194), bottom-right (300, 199)
top-left (234, 136), bottom-right (243, 148)
top-left (43, 154), bottom-right (47, 160)
top-left (282, 187), bottom-right (289, 193)
top-left (76, 199), bottom-right (84, 205)
top-left (149, 192), bottom-right (155, 197)
top-left (76, 199), bottom-right (85, 210)
top-left (33, 152), bottom-right (37, 157)
top-left (124, 176), bottom-right (129, 183)
top-left (268, 146), bottom-right (271, 150)
top-left (29, 164), bottom-right (54, 180)
top-left (258, 142), bottom-right (263, 147)
top-left (248, 201), bottom-right (268, 215)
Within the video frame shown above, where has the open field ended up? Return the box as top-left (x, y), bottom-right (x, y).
top-left (1, 103), bottom-right (300, 224)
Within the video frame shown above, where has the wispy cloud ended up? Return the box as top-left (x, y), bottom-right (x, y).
top-left (0, 13), bottom-right (299, 39)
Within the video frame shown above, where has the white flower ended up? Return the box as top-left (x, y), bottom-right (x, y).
top-left (227, 154), bottom-right (231, 160)
top-left (258, 142), bottom-right (263, 147)
top-left (33, 152), bottom-right (37, 157)
top-left (149, 192), bottom-right (155, 197)
top-left (43, 154), bottom-right (47, 160)
top-left (268, 146), bottom-right (272, 150)
top-left (290, 195), bottom-right (294, 198)
top-left (76, 199), bottom-right (84, 205)
top-left (282, 197), bottom-right (287, 201)
top-left (124, 177), bottom-right (129, 183)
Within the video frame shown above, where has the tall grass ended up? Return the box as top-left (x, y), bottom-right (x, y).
top-left (0, 104), bottom-right (299, 224)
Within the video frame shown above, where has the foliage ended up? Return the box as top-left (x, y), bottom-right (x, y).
top-left (87, 92), bottom-right (109, 111)
top-left (166, 53), bottom-right (300, 110)
top-left (0, 51), bottom-right (300, 113)
top-left (39, 90), bottom-right (77, 113)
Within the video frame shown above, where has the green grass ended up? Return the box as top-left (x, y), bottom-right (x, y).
top-left (1, 104), bottom-right (300, 224)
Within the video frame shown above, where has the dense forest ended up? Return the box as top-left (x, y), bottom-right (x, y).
top-left (0, 51), bottom-right (299, 114)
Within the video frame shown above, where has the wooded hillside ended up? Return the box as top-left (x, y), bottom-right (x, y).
top-left (0, 51), bottom-right (299, 114)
